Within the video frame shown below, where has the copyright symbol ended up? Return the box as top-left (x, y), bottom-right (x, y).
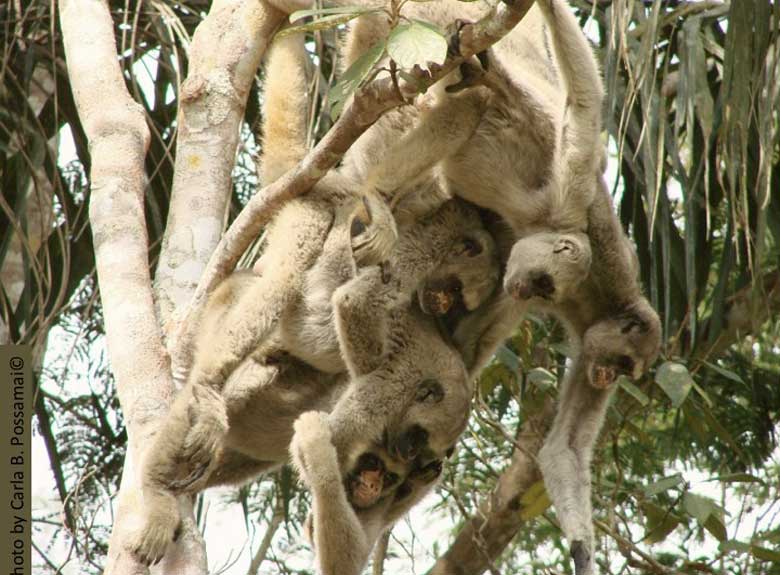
top-left (10, 356), bottom-right (23, 370)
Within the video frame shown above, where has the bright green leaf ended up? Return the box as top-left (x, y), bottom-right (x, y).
top-left (644, 473), bottom-right (684, 496)
top-left (329, 39), bottom-right (386, 119)
top-left (708, 473), bottom-right (765, 485)
top-left (702, 360), bottom-right (745, 384)
top-left (387, 22), bottom-right (447, 70)
top-left (655, 361), bottom-right (694, 408)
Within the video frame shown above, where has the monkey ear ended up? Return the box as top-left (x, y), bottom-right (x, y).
top-left (415, 379), bottom-right (444, 403)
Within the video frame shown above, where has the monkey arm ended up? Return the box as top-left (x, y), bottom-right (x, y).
top-left (290, 412), bottom-right (373, 575)
top-left (332, 265), bottom-right (402, 379)
top-left (364, 88), bottom-right (485, 208)
top-left (538, 357), bottom-right (612, 575)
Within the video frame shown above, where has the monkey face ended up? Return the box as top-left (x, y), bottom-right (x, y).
top-left (386, 373), bottom-right (471, 464)
top-left (504, 232), bottom-right (592, 304)
top-left (582, 298), bottom-right (662, 388)
top-left (344, 451), bottom-right (407, 509)
top-left (419, 229), bottom-right (500, 316)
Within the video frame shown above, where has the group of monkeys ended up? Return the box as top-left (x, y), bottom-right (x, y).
top-left (123, 1), bottom-right (662, 574)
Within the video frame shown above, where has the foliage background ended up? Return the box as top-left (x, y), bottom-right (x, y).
top-left (1, 0), bottom-right (778, 573)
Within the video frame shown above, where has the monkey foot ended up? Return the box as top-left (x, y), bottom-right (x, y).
top-left (125, 492), bottom-right (181, 566)
top-left (570, 540), bottom-right (592, 575)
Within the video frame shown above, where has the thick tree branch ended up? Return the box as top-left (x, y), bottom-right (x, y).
top-left (155, 0), bottom-right (288, 325)
top-left (426, 399), bottom-right (554, 575)
top-left (58, 1), bottom-right (209, 574)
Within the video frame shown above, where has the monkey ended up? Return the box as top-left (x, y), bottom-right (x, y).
top-left (327, 2), bottom-right (662, 573)
top-left (290, 411), bottom-right (446, 575)
top-left (125, 262), bottom-right (471, 570)
top-left (124, 32), bottom-right (495, 567)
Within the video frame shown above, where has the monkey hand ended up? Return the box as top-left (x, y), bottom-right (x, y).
top-left (123, 486), bottom-right (181, 566)
top-left (290, 411), bottom-right (341, 490)
top-left (170, 385), bottom-right (228, 490)
top-left (349, 191), bottom-right (398, 267)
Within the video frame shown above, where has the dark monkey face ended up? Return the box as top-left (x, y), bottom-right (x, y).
top-left (419, 230), bottom-right (500, 316)
top-left (344, 451), bottom-right (404, 509)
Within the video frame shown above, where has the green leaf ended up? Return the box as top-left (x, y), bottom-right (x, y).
top-left (644, 473), bottom-right (684, 496)
top-left (278, 13), bottom-right (367, 37)
top-left (387, 22), bottom-right (447, 70)
top-left (642, 502), bottom-right (682, 544)
top-left (703, 513), bottom-right (727, 542)
top-left (719, 540), bottom-right (752, 555)
top-left (691, 381), bottom-right (713, 407)
top-left (751, 545), bottom-right (780, 562)
top-left (619, 376), bottom-right (650, 406)
top-left (708, 473), bottom-right (765, 485)
top-left (526, 367), bottom-right (557, 389)
top-left (519, 480), bottom-right (552, 520)
top-left (288, 5), bottom-right (381, 23)
top-left (702, 360), bottom-right (745, 384)
top-left (496, 344), bottom-right (519, 373)
top-left (683, 492), bottom-right (715, 524)
top-left (654, 361), bottom-right (694, 408)
top-left (329, 39), bottom-right (386, 119)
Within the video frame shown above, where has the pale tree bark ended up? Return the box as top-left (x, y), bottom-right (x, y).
top-left (427, 399), bottom-right (554, 575)
top-left (155, 0), bottom-right (287, 328)
top-left (57, 1), bottom-right (194, 574)
top-left (59, 0), bottom-right (287, 573)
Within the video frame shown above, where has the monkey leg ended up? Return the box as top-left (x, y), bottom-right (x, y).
top-left (582, 296), bottom-right (662, 389)
top-left (538, 357), bottom-right (612, 575)
top-left (290, 412), bottom-right (371, 575)
top-left (124, 382), bottom-right (229, 564)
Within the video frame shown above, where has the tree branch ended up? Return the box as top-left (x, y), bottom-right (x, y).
top-left (426, 398), bottom-right (554, 575)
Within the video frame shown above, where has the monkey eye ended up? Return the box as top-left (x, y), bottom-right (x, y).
top-left (457, 237), bottom-right (483, 257)
top-left (416, 379), bottom-right (444, 403)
